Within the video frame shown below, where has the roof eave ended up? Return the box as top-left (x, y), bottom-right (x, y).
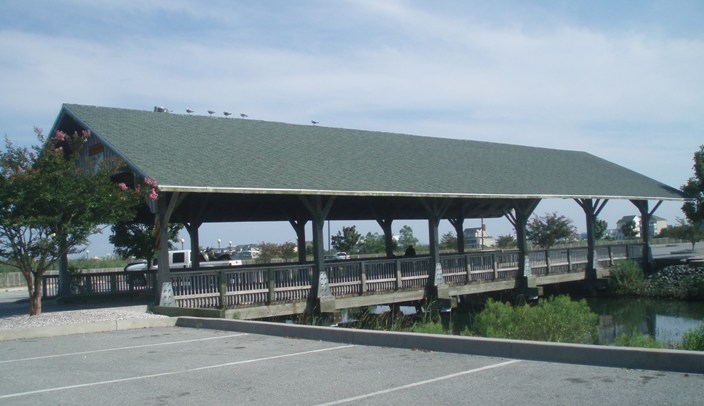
top-left (156, 184), bottom-right (686, 201)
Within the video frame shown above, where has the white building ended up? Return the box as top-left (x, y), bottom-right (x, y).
top-left (615, 215), bottom-right (668, 239)
top-left (463, 226), bottom-right (496, 249)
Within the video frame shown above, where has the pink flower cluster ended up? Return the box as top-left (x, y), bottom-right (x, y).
top-left (54, 129), bottom-right (90, 143)
top-left (116, 178), bottom-right (158, 200)
top-left (144, 177), bottom-right (158, 200)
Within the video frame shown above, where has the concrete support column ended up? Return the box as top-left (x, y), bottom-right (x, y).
top-left (575, 198), bottom-right (608, 282)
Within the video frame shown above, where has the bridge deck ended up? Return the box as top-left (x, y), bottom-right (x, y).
top-left (44, 244), bottom-right (643, 319)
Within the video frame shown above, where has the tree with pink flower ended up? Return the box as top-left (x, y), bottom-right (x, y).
top-left (0, 128), bottom-right (147, 315)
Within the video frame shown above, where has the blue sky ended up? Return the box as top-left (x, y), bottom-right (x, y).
top-left (1, 1), bottom-right (702, 256)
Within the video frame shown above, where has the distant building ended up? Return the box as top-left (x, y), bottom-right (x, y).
top-left (464, 226), bottom-right (495, 249)
top-left (614, 215), bottom-right (668, 239)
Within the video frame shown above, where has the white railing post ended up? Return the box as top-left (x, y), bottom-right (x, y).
top-left (395, 259), bottom-right (402, 290)
top-left (492, 253), bottom-right (498, 280)
top-left (268, 268), bottom-right (276, 304)
top-left (465, 254), bottom-right (472, 283)
top-left (360, 262), bottom-right (367, 294)
top-left (219, 270), bottom-right (227, 309)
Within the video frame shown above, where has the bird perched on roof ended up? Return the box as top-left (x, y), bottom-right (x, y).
top-left (223, 111), bottom-right (232, 117)
top-left (207, 110), bottom-right (215, 117)
top-left (311, 120), bottom-right (319, 125)
top-left (186, 108), bottom-right (194, 114)
top-left (240, 113), bottom-right (248, 118)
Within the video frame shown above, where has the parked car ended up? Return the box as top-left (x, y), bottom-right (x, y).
top-left (335, 252), bottom-right (351, 260)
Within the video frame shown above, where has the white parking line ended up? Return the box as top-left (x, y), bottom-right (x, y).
top-left (0, 344), bottom-right (355, 400)
top-left (0, 333), bottom-right (248, 364)
top-left (317, 359), bottom-right (521, 406)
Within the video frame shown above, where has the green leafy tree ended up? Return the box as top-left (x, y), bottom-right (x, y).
top-left (526, 212), bottom-right (577, 249)
top-left (331, 225), bottom-right (362, 253)
top-left (594, 219), bottom-right (608, 240)
top-left (280, 242), bottom-right (297, 260)
top-left (440, 231), bottom-right (457, 250)
top-left (496, 234), bottom-right (517, 249)
top-left (665, 218), bottom-right (704, 250)
top-left (359, 232), bottom-right (386, 254)
top-left (257, 242), bottom-right (281, 263)
top-left (110, 221), bottom-right (183, 268)
top-left (621, 220), bottom-right (638, 239)
top-left (398, 225), bottom-right (419, 249)
top-left (0, 128), bottom-right (144, 315)
top-left (681, 145), bottom-right (704, 226)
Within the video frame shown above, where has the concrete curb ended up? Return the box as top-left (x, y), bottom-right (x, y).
top-left (0, 317), bottom-right (177, 341)
top-left (175, 317), bottom-right (704, 374)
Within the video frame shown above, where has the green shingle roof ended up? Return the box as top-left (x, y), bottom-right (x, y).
top-left (58, 104), bottom-right (683, 201)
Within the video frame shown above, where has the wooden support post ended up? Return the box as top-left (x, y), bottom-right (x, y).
top-left (449, 217), bottom-right (465, 254)
top-left (505, 199), bottom-right (540, 291)
top-left (631, 199), bottom-right (662, 273)
top-left (299, 195), bottom-right (335, 314)
top-left (545, 250), bottom-right (551, 275)
top-left (421, 198), bottom-right (450, 300)
top-left (110, 274), bottom-right (117, 294)
top-left (575, 198), bottom-right (608, 283)
top-left (376, 217), bottom-right (395, 258)
top-left (289, 218), bottom-right (308, 263)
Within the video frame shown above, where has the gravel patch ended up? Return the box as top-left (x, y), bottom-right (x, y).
top-left (0, 308), bottom-right (169, 331)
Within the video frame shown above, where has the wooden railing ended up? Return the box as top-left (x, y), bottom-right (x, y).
top-left (42, 270), bottom-right (157, 299)
top-left (42, 244), bottom-right (644, 305)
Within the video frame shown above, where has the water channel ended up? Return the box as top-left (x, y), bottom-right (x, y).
top-left (587, 297), bottom-right (704, 346)
top-left (363, 296), bottom-right (704, 347)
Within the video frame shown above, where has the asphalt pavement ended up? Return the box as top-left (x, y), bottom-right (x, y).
top-left (1, 325), bottom-right (702, 406)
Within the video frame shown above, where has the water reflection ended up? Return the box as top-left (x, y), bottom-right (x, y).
top-left (587, 297), bottom-right (704, 345)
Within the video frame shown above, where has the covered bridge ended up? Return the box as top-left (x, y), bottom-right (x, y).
top-left (52, 104), bottom-right (685, 311)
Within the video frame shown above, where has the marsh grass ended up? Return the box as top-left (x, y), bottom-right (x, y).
top-left (468, 295), bottom-right (598, 344)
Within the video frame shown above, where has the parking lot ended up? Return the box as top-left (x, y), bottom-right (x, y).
top-left (1, 325), bottom-right (702, 405)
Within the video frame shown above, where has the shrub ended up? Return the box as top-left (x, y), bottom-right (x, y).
top-left (615, 330), bottom-right (662, 349)
top-left (608, 260), bottom-right (644, 294)
top-left (640, 265), bottom-right (704, 300)
top-left (681, 324), bottom-right (704, 351)
top-left (470, 295), bottom-right (597, 344)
